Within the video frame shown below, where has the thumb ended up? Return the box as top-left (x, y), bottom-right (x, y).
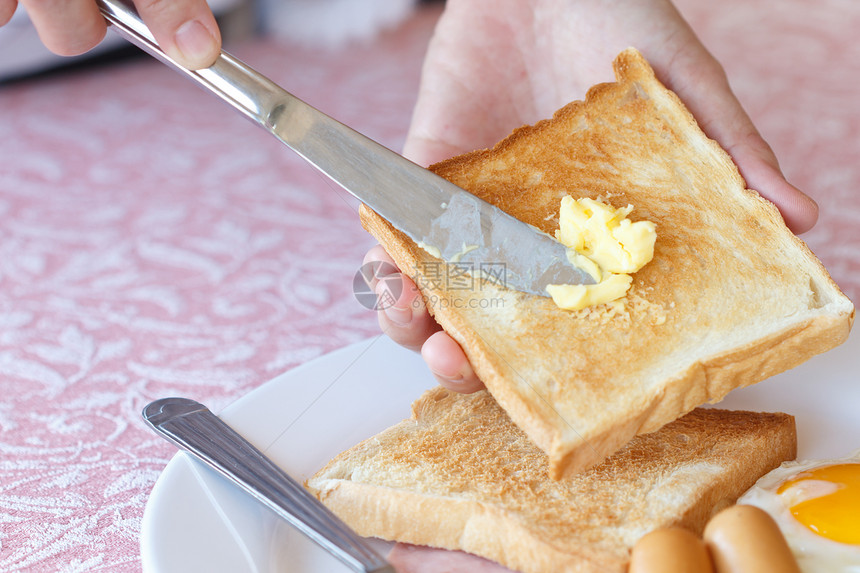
top-left (133, 0), bottom-right (221, 70)
top-left (724, 135), bottom-right (819, 234)
top-left (657, 47), bottom-right (818, 234)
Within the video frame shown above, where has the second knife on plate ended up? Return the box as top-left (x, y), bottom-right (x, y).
top-left (95, 0), bottom-right (594, 296)
top-left (142, 397), bottom-right (395, 573)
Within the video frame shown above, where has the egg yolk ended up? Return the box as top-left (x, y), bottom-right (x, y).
top-left (777, 463), bottom-right (860, 545)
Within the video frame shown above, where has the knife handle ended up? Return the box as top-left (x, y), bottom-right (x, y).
top-left (96, 0), bottom-right (281, 131)
top-left (143, 398), bottom-right (394, 573)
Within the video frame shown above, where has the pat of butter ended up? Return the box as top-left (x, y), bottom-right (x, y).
top-left (547, 273), bottom-right (632, 309)
top-left (556, 196), bottom-right (656, 273)
top-left (549, 196), bottom-right (656, 311)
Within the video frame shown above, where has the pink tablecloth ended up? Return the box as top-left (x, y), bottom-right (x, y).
top-left (1, 1), bottom-right (858, 570)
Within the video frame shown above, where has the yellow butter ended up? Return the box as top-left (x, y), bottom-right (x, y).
top-left (556, 196), bottom-right (656, 273)
top-left (549, 196), bottom-right (656, 311)
top-left (547, 273), bottom-right (632, 310)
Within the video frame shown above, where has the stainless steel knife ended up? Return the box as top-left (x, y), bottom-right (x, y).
top-left (96, 0), bottom-right (594, 295)
top-left (143, 397), bottom-right (395, 573)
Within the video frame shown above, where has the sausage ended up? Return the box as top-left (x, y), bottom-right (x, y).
top-left (704, 504), bottom-right (801, 573)
top-left (629, 526), bottom-right (714, 573)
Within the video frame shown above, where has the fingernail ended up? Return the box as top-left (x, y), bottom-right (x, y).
top-left (174, 20), bottom-right (217, 68)
top-left (431, 368), bottom-right (465, 384)
top-left (383, 304), bottom-right (412, 326)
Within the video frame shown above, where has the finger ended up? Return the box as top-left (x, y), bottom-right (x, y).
top-left (421, 331), bottom-right (484, 393)
top-left (362, 247), bottom-right (481, 392)
top-left (133, 0), bottom-right (220, 70)
top-left (364, 245), bottom-right (441, 349)
top-left (361, 244), bottom-right (401, 291)
top-left (729, 140), bottom-right (818, 233)
top-left (375, 272), bottom-right (442, 352)
top-left (0, 0), bottom-right (17, 27)
top-left (658, 45), bottom-right (818, 233)
top-left (20, 0), bottom-right (106, 56)
top-left (689, 70), bottom-right (818, 233)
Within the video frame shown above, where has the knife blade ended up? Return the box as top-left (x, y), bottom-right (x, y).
top-left (96, 0), bottom-right (594, 296)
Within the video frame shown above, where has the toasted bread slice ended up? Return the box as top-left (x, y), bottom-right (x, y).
top-left (360, 48), bottom-right (853, 478)
top-left (307, 388), bottom-right (797, 573)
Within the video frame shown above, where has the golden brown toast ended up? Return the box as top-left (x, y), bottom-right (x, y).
top-left (307, 388), bottom-right (797, 573)
top-left (360, 48), bottom-right (853, 478)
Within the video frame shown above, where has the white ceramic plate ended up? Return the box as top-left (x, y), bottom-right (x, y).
top-left (140, 329), bottom-right (860, 572)
top-left (140, 335), bottom-right (435, 573)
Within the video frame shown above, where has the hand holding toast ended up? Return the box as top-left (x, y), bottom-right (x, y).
top-left (0, 0), bottom-right (221, 70)
top-left (370, 0), bottom-right (820, 392)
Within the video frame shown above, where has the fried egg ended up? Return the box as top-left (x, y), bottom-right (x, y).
top-left (738, 449), bottom-right (860, 572)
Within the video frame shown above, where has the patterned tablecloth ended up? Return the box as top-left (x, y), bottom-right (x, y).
top-left (1, 1), bottom-right (858, 570)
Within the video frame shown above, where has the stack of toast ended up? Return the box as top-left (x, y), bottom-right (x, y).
top-left (306, 48), bottom-right (854, 572)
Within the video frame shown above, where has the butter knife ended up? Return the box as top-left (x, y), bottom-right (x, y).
top-left (143, 397), bottom-right (394, 573)
top-left (96, 0), bottom-right (593, 295)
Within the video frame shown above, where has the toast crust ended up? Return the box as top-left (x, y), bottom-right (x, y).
top-left (360, 48), bottom-right (853, 478)
top-left (308, 388), bottom-right (797, 573)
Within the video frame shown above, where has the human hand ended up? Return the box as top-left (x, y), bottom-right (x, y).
top-left (369, 0), bottom-right (819, 392)
top-left (0, 0), bottom-right (221, 70)
top-left (363, 244), bottom-right (486, 394)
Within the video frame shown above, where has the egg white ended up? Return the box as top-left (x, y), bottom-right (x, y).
top-left (738, 449), bottom-right (860, 573)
